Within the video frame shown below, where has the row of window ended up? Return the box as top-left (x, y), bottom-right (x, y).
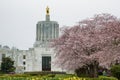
top-left (23, 55), bottom-right (26, 70)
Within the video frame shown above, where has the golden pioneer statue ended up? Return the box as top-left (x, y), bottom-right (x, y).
top-left (46, 6), bottom-right (49, 15)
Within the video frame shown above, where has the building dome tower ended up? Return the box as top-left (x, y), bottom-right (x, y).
top-left (34, 7), bottom-right (59, 47)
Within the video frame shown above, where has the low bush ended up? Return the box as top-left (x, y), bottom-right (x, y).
top-left (24, 71), bottom-right (66, 74)
top-left (111, 65), bottom-right (120, 80)
top-left (99, 76), bottom-right (118, 80)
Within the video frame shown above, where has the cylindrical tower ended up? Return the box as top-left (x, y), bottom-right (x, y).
top-left (34, 7), bottom-right (59, 47)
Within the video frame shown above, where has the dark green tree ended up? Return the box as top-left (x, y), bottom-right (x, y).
top-left (111, 65), bottom-right (120, 80)
top-left (1, 57), bottom-right (15, 73)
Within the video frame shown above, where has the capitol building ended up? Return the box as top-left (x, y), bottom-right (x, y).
top-left (0, 7), bottom-right (63, 73)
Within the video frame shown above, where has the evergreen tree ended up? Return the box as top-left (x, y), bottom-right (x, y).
top-left (1, 57), bottom-right (15, 73)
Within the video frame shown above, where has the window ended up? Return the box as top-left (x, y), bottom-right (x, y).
top-left (2, 54), bottom-right (5, 59)
top-left (23, 61), bottom-right (26, 65)
top-left (24, 67), bottom-right (26, 70)
top-left (23, 55), bottom-right (26, 59)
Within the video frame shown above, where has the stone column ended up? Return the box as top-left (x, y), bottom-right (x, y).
top-left (54, 24), bottom-right (56, 38)
top-left (39, 25), bottom-right (41, 41)
top-left (42, 24), bottom-right (44, 42)
top-left (40, 25), bottom-right (42, 42)
top-left (38, 24), bottom-right (40, 41)
top-left (50, 25), bottom-right (52, 40)
top-left (57, 24), bottom-right (59, 38)
top-left (52, 23), bottom-right (54, 39)
top-left (36, 24), bottom-right (38, 41)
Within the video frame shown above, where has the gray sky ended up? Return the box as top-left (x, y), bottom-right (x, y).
top-left (0, 0), bottom-right (120, 50)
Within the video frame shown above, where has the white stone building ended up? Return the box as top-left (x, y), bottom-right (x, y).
top-left (0, 7), bottom-right (63, 73)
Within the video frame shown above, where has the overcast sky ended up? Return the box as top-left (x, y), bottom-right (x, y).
top-left (0, 0), bottom-right (120, 50)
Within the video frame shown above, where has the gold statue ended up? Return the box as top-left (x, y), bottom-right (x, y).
top-left (46, 6), bottom-right (49, 15)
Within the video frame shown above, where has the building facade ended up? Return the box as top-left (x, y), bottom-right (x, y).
top-left (0, 7), bottom-right (63, 73)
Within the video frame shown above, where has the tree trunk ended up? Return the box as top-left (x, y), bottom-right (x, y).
top-left (93, 60), bottom-right (99, 78)
top-left (89, 64), bottom-right (94, 77)
top-left (88, 61), bottom-right (99, 78)
top-left (93, 64), bottom-right (98, 77)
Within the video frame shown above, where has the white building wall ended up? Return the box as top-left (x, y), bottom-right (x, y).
top-left (0, 45), bottom-right (64, 73)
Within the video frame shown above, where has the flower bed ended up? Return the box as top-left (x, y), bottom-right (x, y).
top-left (0, 74), bottom-right (118, 80)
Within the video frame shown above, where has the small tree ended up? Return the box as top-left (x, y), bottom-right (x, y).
top-left (111, 65), bottom-right (120, 80)
top-left (1, 57), bottom-right (15, 73)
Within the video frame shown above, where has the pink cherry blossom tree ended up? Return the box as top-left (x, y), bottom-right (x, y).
top-left (52, 13), bottom-right (120, 77)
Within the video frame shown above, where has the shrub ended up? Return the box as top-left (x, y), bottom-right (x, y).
top-left (99, 76), bottom-right (118, 80)
top-left (75, 67), bottom-right (89, 77)
top-left (24, 71), bottom-right (66, 75)
top-left (47, 74), bottom-right (55, 77)
top-left (111, 65), bottom-right (120, 79)
top-left (1, 57), bottom-right (15, 73)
